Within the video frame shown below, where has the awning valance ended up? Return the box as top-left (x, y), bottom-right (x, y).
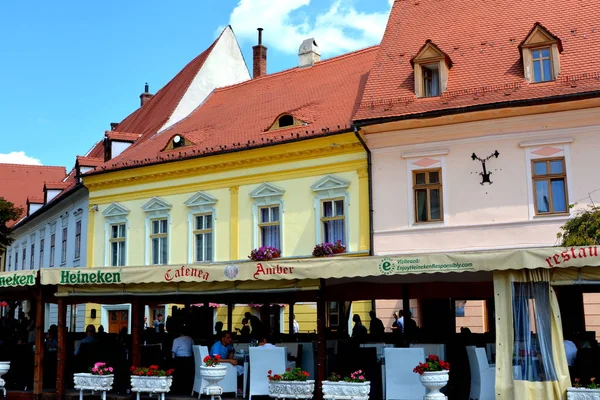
top-left (0, 270), bottom-right (37, 288)
top-left (39, 246), bottom-right (600, 287)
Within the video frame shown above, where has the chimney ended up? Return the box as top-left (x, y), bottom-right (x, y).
top-left (110, 122), bottom-right (119, 131)
top-left (252, 28), bottom-right (267, 78)
top-left (299, 38), bottom-right (320, 67)
top-left (140, 82), bottom-right (153, 106)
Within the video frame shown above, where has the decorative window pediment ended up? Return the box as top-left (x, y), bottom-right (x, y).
top-left (411, 40), bottom-right (452, 98)
top-left (520, 23), bottom-right (562, 83)
top-left (142, 197), bottom-right (172, 213)
top-left (102, 202), bottom-right (130, 218)
top-left (266, 113), bottom-right (308, 131)
top-left (250, 183), bottom-right (285, 206)
top-left (185, 192), bottom-right (218, 208)
top-left (312, 175), bottom-right (350, 193)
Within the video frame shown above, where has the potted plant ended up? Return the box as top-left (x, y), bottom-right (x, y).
top-left (413, 354), bottom-right (450, 399)
top-left (322, 370), bottom-right (370, 399)
top-left (200, 355), bottom-right (227, 392)
top-left (249, 246), bottom-right (281, 261)
top-left (567, 377), bottom-right (600, 399)
top-left (268, 367), bottom-right (315, 399)
top-left (312, 241), bottom-right (346, 257)
top-left (130, 365), bottom-right (174, 400)
top-left (74, 362), bottom-right (114, 394)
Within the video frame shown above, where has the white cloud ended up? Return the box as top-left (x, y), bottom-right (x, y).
top-left (0, 151), bottom-right (42, 165)
top-left (226, 0), bottom-right (392, 57)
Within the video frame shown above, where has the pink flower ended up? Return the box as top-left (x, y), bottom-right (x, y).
top-left (109, 367), bottom-right (113, 372)
top-left (359, 375), bottom-right (364, 380)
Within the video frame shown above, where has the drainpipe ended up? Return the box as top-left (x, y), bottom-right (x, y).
top-left (352, 125), bottom-right (374, 256)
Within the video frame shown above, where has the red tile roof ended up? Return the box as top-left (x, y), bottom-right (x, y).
top-left (104, 131), bottom-right (140, 142)
top-left (44, 181), bottom-right (69, 190)
top-left (92, 46), bottom-right (379, 173)
top-left (76, 156), bottom-right (104, 168)
top-left (354, 0), bottom-right (600, 122)
top-left (27, 197), bottom-right (44, 205)
top-left (0, 164), bottom-right (66, 226)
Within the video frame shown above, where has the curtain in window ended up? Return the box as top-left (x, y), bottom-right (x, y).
top-left (324, 220), bottom-right (345, 244)
top-left (261, 225), bottom-right (280, 249)
top-left (431, 69), bottom-right (439, 96)
top-left (551, 180), bottom-right (566, 212)
top-left (535, 181), bottom-right (550, 213)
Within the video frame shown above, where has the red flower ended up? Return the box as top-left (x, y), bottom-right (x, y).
top-left (303, 371), bottom-right (310, 377)
top-left (130, 366), bottom-right (136, 372)
top-left (203, 356), bottom-right (210, 363)
top-left (268, 370), bottom-right (272, 375)
top-left (215, 354), bottom-right (221, 360)
top-left (286, 368), bottom-right (291, 372)
top-left (428, 355), bottom-right (439, 361)
top-left (166, 369), bottom-right (174, 376)
top-left (150, 365), bottom-right (159, 370)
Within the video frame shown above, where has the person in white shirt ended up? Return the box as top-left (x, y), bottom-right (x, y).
top-left (258, 336), bottom-right (277, 348)
top-left (293, 314), bottom-right (300, 334)
top-left (172, 329), bottom-right (194, 358)
top-left (171, 328), bottom-right (195, 394)
top-left (564, 339), bottom-right (578, 367)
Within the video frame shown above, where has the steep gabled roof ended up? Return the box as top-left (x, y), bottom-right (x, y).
top-left (90, 46), bottom-right (378, 173)
top-left (355, 0), bottom-right (600, 122)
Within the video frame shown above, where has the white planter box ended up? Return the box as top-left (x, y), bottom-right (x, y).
top-left (131, 376), bottom-right (173, 400)
top-left (419, 371), bottom-right (449, 399)
top-left (200, 365), bottom-right (227, 394)
top-left (73, 373), bottom-right (115, 391)
top-left (567, 387), bottom-right (600, 400)
top-left (322, 380), bottom-right (370, 399)
top-left (269, 380), bottom-right (315, 399)
top-left (0, 362), bottom-right (10, 397)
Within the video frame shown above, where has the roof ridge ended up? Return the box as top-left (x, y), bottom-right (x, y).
top-left (213, 45), bottom-right (380, 93)
top-left (0, 163), bottom-right (66, 169)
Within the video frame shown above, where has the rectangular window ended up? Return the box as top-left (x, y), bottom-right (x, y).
top-left (49, 234), bottom-right (56, 267)
top-left (150, 219), bottom-right (168, 265)
top-left (413, 169), bottom-right (443, 223)
top-left (8, 254), bottom-right (11, 270)
top-left (22, 248), bottom-right (26, 270)
top-left (30, 243), bottom-right (35, 269)
top-left (61, 227), bottom-right (68, 264)
top-left (74, 220), bottom-right (82, 259)
top-left (321, 199), bottom-right (345, 244)
top-left (39, 238), bottom-right (44, 268)
top-left (422, 64), bottom-right (440, 97)
top-left (532, 157), bottom-right (568, 215)
top-left (15, 251), bottom-right (18, 270)
top-left (110, 223), bottom-right (126, 267)
top-left (327, 301), bottom-right (340, 328)
top-left (532, 48), bottom-right (552, 83)
top-left (194, 214), bottom-right (213, 262)
top-left (258, 206), bottom-right (281, 249)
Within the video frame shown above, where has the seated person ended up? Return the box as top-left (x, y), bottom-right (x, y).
top-left (257, 336), bottom-right (277, 348)
top-left (75, 324), bottom-right (96, 355)
top-left (210, 330), bottom-right (243, 376)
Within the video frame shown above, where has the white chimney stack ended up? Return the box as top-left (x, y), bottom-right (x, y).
top-left (298, 38), bottom-right (320, 67)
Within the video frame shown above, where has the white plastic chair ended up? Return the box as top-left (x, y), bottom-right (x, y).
top-left (383, 347), bottom-right (425, 400)
top-left (466, 346), bottom-right (495, 400)
top-left (193, 345), bottom-right (238, 398)
top-left (249, 347), bottom-right (286, 400)
top-left (410, 343), bottom-right (446, 361)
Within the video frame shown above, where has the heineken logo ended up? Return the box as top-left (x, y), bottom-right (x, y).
top-left (60, 270), bottom-right (122, 285)
top-left (0, 273), bottom-right (35, 287)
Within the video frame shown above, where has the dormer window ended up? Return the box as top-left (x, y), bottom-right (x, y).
top-left (411, 41), bottom-right (451, 98)
top-left (520, 23), bottom-right (562, 83)
top-left (267, 114), bottom-right (307, 131)
top-left (162, 134), bottom-right (193, 151)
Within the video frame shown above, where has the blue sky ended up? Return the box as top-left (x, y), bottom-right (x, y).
top-left (0, 0), bottom-right (392, 169)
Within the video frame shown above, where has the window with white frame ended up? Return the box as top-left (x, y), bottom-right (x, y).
top-left (14, 249), bottom-right (19, 270)
top-left (22, 247), bottom-right (26, 270)
top-left (74, 220), bottom-right (82, 260)
top-left (258, 205), bottom-right (281, 249)
top-left (61, 227), bottom-right (68, 264)
top-left (110, 223), bottom-right (126, 267)
top-left (39, 237), bottom-right (45, 268)
top-left (532, 157), bottom-right (568, 215)
top-left (30, 242), bottom-right (35, 269)
top-left (8, 253), bottom-right (11, 270)
top-left (49, 234), bottom-right (56, 267)
top-left (150, 218), bottom-right (168, 265)
top-left (321, 199), bottom-right (345, 244)
top-left (194, 213), bottom-right (213, 262)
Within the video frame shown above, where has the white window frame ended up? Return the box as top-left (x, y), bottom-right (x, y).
top-left (142, 197), bottom-right (172, 265)
top-left (520, 139), bottom-right (573, 220)
top-left (109, 223), bottom-right (127, 267)
top-left (311, 175), bottom-right (351, 248)
top-left (74, 219), bottom-right (82, 261)
top-left (149, 218), bottom-right (169, 265)
top-left (102, 202), bottom-right (130, 267)
top-left (8, 252), bottom-right (12, 271)
top-left (60, 227), bottom-right (68, 265)
top-left (29, 233), bottom-right (36, 270)
top-left (185, 191), bottom-right (218, 263)
top-left (14, 246), bottom-right (19, 271)
top-left (404, 154), bottom-right (449, 228)
top-left (257, 204), bottom-right (282, 249)
top-left (39, 228), bottom-right (46, 269)
top-left (249, 183), bottom-right (285, 252)
top-left (49, 222), bottom-right (57, 268)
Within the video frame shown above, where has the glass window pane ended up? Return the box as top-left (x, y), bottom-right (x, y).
top-left (195, 234), bottom-right (203, 262)
top-left (196, 216), bottom-right (203, 231)
top-left (532, 49), bottom-right (541, 59)
top-left (535, 180), bottom-right (550, 213)
top-left (206, 232), bottom-right (213, 262)
top-left (152, 238), bottom-right (159, 264)
top-left (430, 189), bottom-right (441, 220)
top-left (260, 207), bottom-right (270, 223)
top-left (415, 173), bottom-right (426, 185)
top-left (335, 200), bottom-right (344, 216)
top-left (112, 242), bottom-right (118, 266)
top-left (542, 59), bottom-right (552, 81)
top-left (152, 220), bottom-right (159, 234)
top-left (534, 161), bottom-right (547, 176)
top-left (549, 160), bottom-right (563, 174)
top-left (533, 60), bottom-right (542, 82)
top-left (416, 189), bottom-right (428, 222)
top-left (205, 214), bottom-right (212, 229)
top-left (112, 225), bottom-right (118, 239)
top-left (119, 224), bottom-right (126, 238)
top-left (429, 171), bottom-right (439, 184)
top-left (160, 237), bottom-right (168, 264)
top-left (551, 179), bottom-right (567, 212)
top-left (161, 219), bottom-right (168, 233)
top-left (331, 219), bottom-right (344, 243)
top-left (271, 207), bottom-right (280, 222)
top-left (541, 48), bottom-right (550, 58)
top-left (261, 225), bottom-right (280, 249)
top-left (323, 201), bottom-right (333, 218)
top-left (119, 242), bottom-right (125, 266)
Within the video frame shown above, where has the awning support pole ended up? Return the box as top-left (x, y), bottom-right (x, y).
top-left (56, 298), bottom-right (67, 399)
top-left (33, 292), bottom-right (45, 398)
top-left (316, 280), bottom-right (326, 400)
top-left (288, 302), bottom-right (295, 335)
top-left (131, 299), bottom-right (142, 367)
top-left (227, 303), bottom-right (233, 332)
top-left (402, 284), bottom-right (410, 347)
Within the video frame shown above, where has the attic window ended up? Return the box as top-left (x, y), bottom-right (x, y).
top-left (520, 23), bottom-right (562, 83)
top-left (411, 41), bottom-right (451, 98)
top-left (162, 134), bottom-right (193, 151)
top-left (267, 114), bottom-right (307, 131)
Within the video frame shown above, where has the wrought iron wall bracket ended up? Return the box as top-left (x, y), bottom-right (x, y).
top-left (471, 150), bottom-right (500, 185)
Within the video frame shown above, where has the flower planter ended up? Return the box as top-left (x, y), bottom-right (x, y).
top-left (419, 371), bottom-right (449, 399)
top-left (0, 362), bottom-right (10, 397)
top-left (130, 376), bottom-right (172, 400)
top-left (269, 380), bottom-right (315, 399)
top-left (200, 365), bottom-right (227, 394)
top-left (567, 387), bottom-right (600, 400)
top-left (322, 380), bottom-right (370, 399)
top-left (74, 373), bottom-right (114, 391)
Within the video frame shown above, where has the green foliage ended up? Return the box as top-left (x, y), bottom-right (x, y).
top-left (557, 206), bottom-right (600, 246)
top-left (0, 198), bottom-right (23, 248)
